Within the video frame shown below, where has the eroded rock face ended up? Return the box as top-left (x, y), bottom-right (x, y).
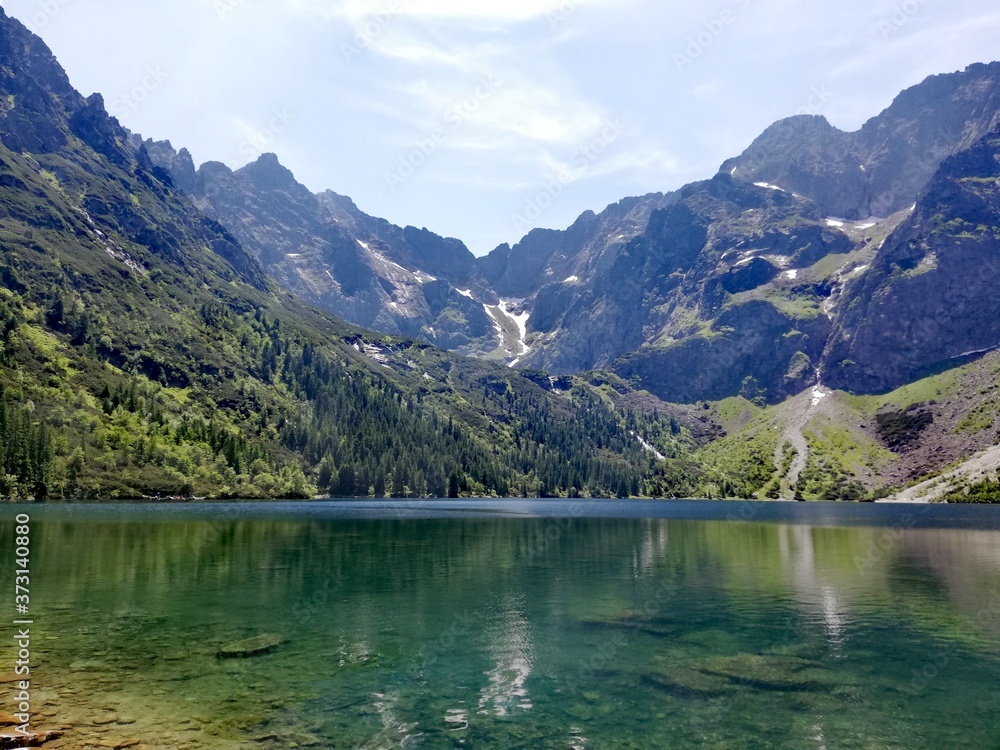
top-left (139, 55), bottom-right (1000, 403)
top-left (0, 7), bottom-right (82, 154)
top-left (721, 115), bottom-right (871, 220)
top-left (617, 301), bottom-right (829, 404)
top-left (824, 128), bottom-right (1000, 394)
top-left (68, 94), bottom-right (132, 168)
top-left (720, 63), bottom-right (1000, 219)
top-left (144, 144), bottom-right (503, 355)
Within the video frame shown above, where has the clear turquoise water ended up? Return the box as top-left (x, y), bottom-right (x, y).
top-left (3, 500), bottom-right (1000, 749)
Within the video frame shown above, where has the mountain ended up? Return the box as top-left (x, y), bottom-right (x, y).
top-left (139, 64), bottom-right (1000, 409)
top-left (487, 177), bottom-right (854, 401)
top-left (824, 127), bottom-right (1000, 393)
top-left (0, 6), bottom-right (697, 500)
top-left (3, 2), bottom-right (1000, 504)
top-left (141, 140), bottom-right (531, 358)
top-left (473, 63), bottom-right (1000, 402)
top-left (720, 63), bottom-right (1000, 219)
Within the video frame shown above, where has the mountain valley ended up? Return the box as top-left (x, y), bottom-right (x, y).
top-left (1, 5), bottom-right (999, 501)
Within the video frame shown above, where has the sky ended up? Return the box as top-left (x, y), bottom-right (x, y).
top-left (3, 0), bottom-right (999, 255)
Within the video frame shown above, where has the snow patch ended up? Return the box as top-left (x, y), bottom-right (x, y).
top-left (762, 254), bottom-right (792, 269)
top-left (456, 289), bottom-right (475, 299)
top-left (356, 240), bottom-right (370, 250)
top-left (811, 386), bottom-right (827, 408)
top-left (854, 222), bottom-right (876, 230)
top-left (847, 264), bottom-right (869, 278)
top-left (501, 301), bottom-right (530, 349)
top-left (352, 340), bottom-right (391, 367)
top-left (482, 305), bottom-right (505, 340)
top-left (74, 207), bottom-right (146, 276)
top-left (486, 300), bottom-right (531, 367)
top-left (562, 276), bottom-right (580, 284)
top-left (363, 343), bottom-right (391, 367)
top-left (824, 218), bottom-right (845, 228)
top-left (754, 182), bottom-right (785, 192)
top-left (953, 343), bottom-right (1000, 360)
top-left (783, 269), bottom-right (799, 280)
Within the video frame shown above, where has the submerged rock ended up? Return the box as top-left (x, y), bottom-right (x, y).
top-left (696, 653), bottom-right (826, 692)
top-left (643, 667), bottom-right (736, 698)
top-left (644, 652), bottom-right (838, 699)
top-left (216, 634), bottom-right (285, 659)
top-left (578, 613), bottom-right (680, 639)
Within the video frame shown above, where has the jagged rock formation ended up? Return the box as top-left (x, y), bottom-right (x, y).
top-left (80, 44), bottom-right (1000, 402)
top-left (468, 63), bottom-right (1000, 400)
top-left (720, 63), bottom-right (1000, 218)
top-left (824, 126), bottom-right (1000, 393)
top-left (142, 143), bottom-right (525, 356)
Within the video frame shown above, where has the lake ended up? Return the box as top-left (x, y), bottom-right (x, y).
top-left (3, 500), bottom-right (1000, 749)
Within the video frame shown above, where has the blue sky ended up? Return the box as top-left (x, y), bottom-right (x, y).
top-left (4, 0), bottom-right (999, 255)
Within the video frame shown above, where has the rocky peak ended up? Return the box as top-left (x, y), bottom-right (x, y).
top-left (721, 63), bottom-right (1000, 220)
top-left (68, 93), bottom-right (132, 167)
top-left (143, 139), bottom-right (197, 193)
top-left (237, 152), bottom-right (306, 194)
top-left (0, 9), bottom-right (83, 153)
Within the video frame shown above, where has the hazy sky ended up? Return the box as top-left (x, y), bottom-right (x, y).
top-left (4, 0), bottom-right (999, 254)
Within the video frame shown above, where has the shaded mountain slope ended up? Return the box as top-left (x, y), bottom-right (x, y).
top-left (824, 125), bottom-right (1000, 393)
top-left (142, 141), bottom-right (515, 357)
top-left (720, 62), bottom-right (1000, 218)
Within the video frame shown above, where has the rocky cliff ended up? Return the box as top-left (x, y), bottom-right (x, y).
top-left (142, 143), bottom-right (527, 356)
top-left (138, 58), bottom-right (1000, 404)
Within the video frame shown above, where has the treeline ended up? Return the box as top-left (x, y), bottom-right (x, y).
top-left (0, 388), bottom-right (54, 499)
top-left (0, 280), bottom-right (701, 499)
top-left (943, 479), bottom-right (1000, 504)
top-left (267, 319), bottom-right (675, 498)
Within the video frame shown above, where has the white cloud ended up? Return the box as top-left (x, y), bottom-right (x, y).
top-left (293, 0), bottom-right (602, 23)
top-left (343, 11), bottom-right (626, 189)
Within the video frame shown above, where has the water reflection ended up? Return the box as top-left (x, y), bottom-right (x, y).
top-left (1, 508), bottom-right (999, 748)
top-left (477, 594), bottom-right (534, 717)
top-left (632, 519), bottom-right (669, 578)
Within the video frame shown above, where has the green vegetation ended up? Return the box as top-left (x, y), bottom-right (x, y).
top-left (1, 40), bottom-right (999, 503)
top-left (0, 388), bottom-right (53, 499)
top-left (762, 288), bottom-right (822, 319)
top-left (694, 416), bottom-right (778, 499)
top-left (942, 478), bottom-right (1000, 504)
top-left (797, 453), bottom-right (867, 502)
top-left (762, 443), bottom-right (798, 500)
top-left (0, 127), bottom-right (706, 500)
top-left (0, 272), bottom-right (694, 499)
top-left (955, 392), bottom-right (999, 434)
top-left (841, 366), bottom-right (958, 417)
top-left (875, 405), bottom-right (934, 449)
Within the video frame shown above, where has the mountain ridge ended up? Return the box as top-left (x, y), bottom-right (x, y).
top-left (0, 7), bottom-right (696, 500)
top-left (138, 61), bottom-right (1000, 405)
